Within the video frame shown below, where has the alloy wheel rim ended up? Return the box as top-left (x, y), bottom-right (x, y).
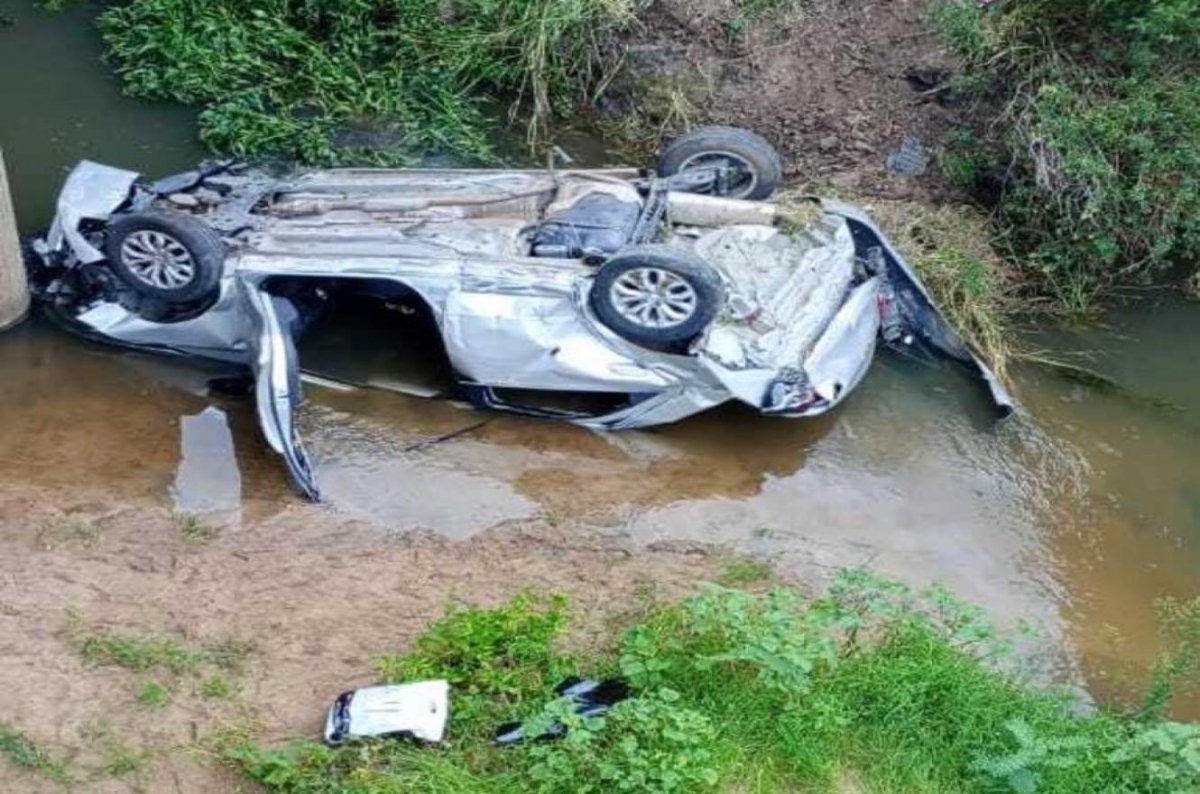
top-left (120, 230), bottom-right (196, 290)
top-left (610, 267), bottom-right (698, 329)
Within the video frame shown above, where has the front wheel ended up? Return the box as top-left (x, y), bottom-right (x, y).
top-left (589, 245), bottom-right (723, 353)
top-left (656, 126), bottom-right (784, 201)
top-left (104, 211), bottom-right (225, 305)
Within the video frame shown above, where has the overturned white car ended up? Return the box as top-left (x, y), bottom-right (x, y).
top-left (28, 127), bottom-right (1011, 499)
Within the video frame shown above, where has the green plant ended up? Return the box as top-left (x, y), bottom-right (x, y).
top-left (524, 689), bottom-right (719, 794)
top-left (728, 0), bottom-right (802, 38)
top-left (87, 0), bottom-right (634, 165)
top-left (78, 629), bottom-right (202, 674)
top-left (1140, 596), bottom-right (1200, 720)
top-left (376, 592), bottom-right (574, 726)
top-left (714, 553), bottom-right (773, 587)
top-left (684, 586), bottom-right (841, 696)
top-left (82, 721), bottom-right (151, 778)
top-left (137, 681), bottom-right (171, 708)
top-left (201, 674), bottom-right (235, 700)
top-left (1109, 722), bottom-right (1200, 791)
top-left (970, 718), bottom-right (1091, 793)
top-left (939, 128), bottom-right (990, 190)
top-left (71, 621), bottom-right (251, 675)
top-left (928, 0), bottom-right (991, 59)
top-left (928, 0), bottom-right (1200, 307)
top-left (176, 512), bottom-right (219, 541)
top-left (0, 723), bottom-right (69, 782)
top-left (226, 574), bottom-right (1200, 794)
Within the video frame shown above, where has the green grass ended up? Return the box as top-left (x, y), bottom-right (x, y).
top-left (0, 723), bottom-right (69, 783)
top-left (77, 628), bottom-right (203, 674)
top-left (201, 674), bottom-right (235, 700)
top-left (728, 0), bottom-right (803, 38)
top-left (176, 512), bottom-right (219, 541)
top-left (79, 0), bottom-right (634, 165)
top-left (67, 617), bottom-right (254, 714)
top-left (81, 721), bottom-right (151, 778)
top-left (137, 681), bottom-right (171, 709)
top-left (222, 570), bottom-right (1200, 794)
top-left (36, 516), bottom-right (100, 549)
top-left (715, 553), bottom-right (773, 587)
top-left (70, 621), bottom-right (252, 676)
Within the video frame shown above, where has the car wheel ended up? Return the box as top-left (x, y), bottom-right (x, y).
top-left (656, 126), bottom-right (784, 200)
top-left (104, 211), bottom-right (224, 304)
top-left (590, 245), bottom-right (723, 352)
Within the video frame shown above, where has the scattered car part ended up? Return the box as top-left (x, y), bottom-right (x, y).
top-left (657, 126), bottom-right (784, 200)
top-left (886, 136), bottom-right (929, 177)
top-left (493, 677), bottom-right (632, 745)
top-left (324, 681), bottom-right (450, 746)
top-left (27, 129), bottom-right (1013, 500)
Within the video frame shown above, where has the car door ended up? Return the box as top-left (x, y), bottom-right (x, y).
top-left (240, 277), bottom-right (320, 500)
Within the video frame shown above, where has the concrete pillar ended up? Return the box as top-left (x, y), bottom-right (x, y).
top-left (0, 147), bottom-right (31, 330)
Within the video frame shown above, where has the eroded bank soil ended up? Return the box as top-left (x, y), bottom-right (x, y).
top-left (613, 0), bottom-right (962, 197)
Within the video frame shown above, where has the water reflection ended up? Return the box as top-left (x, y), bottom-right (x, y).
top-left (172, 406), bottom-right (242, 522)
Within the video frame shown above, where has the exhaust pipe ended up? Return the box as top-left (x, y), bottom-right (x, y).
top-left (665, 191), bottom-right (778, 227)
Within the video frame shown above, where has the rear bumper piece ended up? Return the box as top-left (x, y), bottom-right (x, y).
top-left (820, 199), bottom-right (1016, 416)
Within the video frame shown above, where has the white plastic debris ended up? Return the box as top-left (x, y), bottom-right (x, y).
top-left (323, 681), bottom-right (450, 745)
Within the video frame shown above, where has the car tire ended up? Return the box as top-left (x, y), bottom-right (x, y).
top-left (590, 245), bottom-right (723, 352)
top-left (656, 126), bottom-right (784, 200)
top-left (104, 211), bottom-right (224, 304)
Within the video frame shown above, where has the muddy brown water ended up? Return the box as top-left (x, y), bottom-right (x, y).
top-left (2, 0), bottom-right (1199, 713)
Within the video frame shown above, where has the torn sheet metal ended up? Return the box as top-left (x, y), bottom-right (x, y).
top-left (47, 161), bottom-right (140, 263)
top-left (819, 198), bottom-right (1015, 414)
top-left (30, 157), bottom-right (1014, 500)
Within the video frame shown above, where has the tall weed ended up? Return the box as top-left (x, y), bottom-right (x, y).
top-left (93, 0), bottom-right (633, 164)
top-left (929, 0), bottom-right (1200, 306)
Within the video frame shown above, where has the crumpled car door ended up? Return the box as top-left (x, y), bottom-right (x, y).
top-left (240, 277), bottom-right (320, 500)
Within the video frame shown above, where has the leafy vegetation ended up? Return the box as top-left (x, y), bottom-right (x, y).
top-left (929, 0), bottom-right (1200, 309)
top-left (0, 723), bottom-right (69, 783)
top-left (222, 570), bottom-right (1200, 793)
top-left (87, 0), bottom-right (633, 165)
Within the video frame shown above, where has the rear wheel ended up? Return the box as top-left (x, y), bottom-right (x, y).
top-left (590, 245), bottom-right (723, 352)
top-left (104, 211), bottom-right (224, 305)
top-left (657, 126), bottom-right (784, 200)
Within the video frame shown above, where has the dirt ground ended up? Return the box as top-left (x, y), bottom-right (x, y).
top-left (0, 483), bottom-right (724, 793)
top-left (617, 0), bottom-right (963, 198)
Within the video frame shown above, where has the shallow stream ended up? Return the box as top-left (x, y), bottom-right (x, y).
top-left (2, 0), bottom-right (1198, 712)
